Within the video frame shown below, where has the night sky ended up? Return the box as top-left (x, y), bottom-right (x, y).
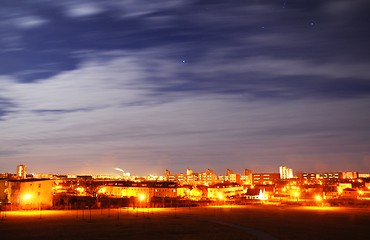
top-left (1, 0), bottom-right (370, 176)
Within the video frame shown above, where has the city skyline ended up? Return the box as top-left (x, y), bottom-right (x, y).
top-left (2, 164), bottom-right (367, 179)
top-left (1, 1), bottom-right (370, 175)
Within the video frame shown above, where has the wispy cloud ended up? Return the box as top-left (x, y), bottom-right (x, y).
top-left (0, 1), bottom-right (369, 174)
top-left (12, 16), bottom-right (48, 29)
top-left (61, 0), bottom-right (188, 18)
top-left (64, 2), bottom-right (105, 17)
top-left (1, 48), bottom-right (370, 173)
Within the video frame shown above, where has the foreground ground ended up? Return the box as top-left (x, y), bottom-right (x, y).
top-left (1, 205), bottom-right (369, 240)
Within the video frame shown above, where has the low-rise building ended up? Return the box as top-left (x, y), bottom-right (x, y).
top-left (7, 179), bottom-right (54, 209)
top-left (342, 172), bottom-right (359, 179)
top-left (252, 173), bottom-right (280, 185)
top-left (96, 181), bottom-right (178, 199)
top-left (0, 179), bottom-right (7, 204)
top-left (341, 188), bottom-right (358, 199)
top-left (207, 184), bottom-right (244, 200)
top-left (321, 172), bottom-right (342, 181)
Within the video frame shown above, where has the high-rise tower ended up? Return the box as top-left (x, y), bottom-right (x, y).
top-left (16, 164), bottom-right (27, 179)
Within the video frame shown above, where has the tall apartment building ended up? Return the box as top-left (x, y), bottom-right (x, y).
top-left (186, 168), bottom-right (193, 176)
top-left (198, 169), bottom-right (217, 186)
top-left (229, 173), bottom-right (242, 184)
top-left (279, 165), bottom-right (293, 179)
top-left (241, 169), bottom-right (253, 185)
top-left (225, 169), bottom-right (233, 176)
top-left (244, 169), bottom-right (252, 177)
top-left (16, 164), bottom-right (27, 179)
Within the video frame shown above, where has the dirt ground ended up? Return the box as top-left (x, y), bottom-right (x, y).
top-left (1, 205), bottom-right (369, 240)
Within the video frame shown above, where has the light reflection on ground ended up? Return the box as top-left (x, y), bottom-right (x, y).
top-left (1, 205), bottom-right (370, 240)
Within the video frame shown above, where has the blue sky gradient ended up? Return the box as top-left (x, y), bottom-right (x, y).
top-left (1, 0), bottom-right (370, 175)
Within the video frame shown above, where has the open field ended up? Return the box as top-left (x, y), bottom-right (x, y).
top-left (1, 205), bottom-right (370, 240)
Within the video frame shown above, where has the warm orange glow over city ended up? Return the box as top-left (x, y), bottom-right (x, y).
top-left (2, 163), bottom-right (369, 238)
top-left (1, 1), bottom-right (370, 239)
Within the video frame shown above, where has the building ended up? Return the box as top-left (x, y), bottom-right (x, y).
top-left (242, 169), bottom-right (253, 185)
top-left (279, 166), bottom-right (293, 179)
top-left (218, 175), bottom-right (229, 183)
top-left (252, 173), bottom-right (280, 185)
top-left (337, 183), bottom-right (352, 195)
top-left (225, 169), bottom-right (233, 176)
top-left (341, 188), bottom-right (358, 199)
top-left (342, 172), bottom-right (359, 179)
top-left (321, 172), bottom-right (342, 181)
top-left (244, 169), bottom-right (252, 176)
top-left (96, 181), bottom-right (178, 199)
top-left (0, 179), bottom-right (7, 204)
top-left (175, 173), bottom-right (186, 185)
top-left (186, 168), bottom-right (193, 176)
top-left (359, 173), bottom-right (370, 178)
top-left (165, 169), bottom-right (171, 178)
top-left (207, 184), bottom-right (245, 200)
top-left (186, 173), bottom-right (198, 186)
top-left (229, 173), bottom-right (242, 184)
top-left (16, 165), bottom-right (27, 179)
top-left (198, 169), bottom-right (217, 186)
top-left (302, 173), bottom-right (320, 180)
top-left (7, 179), bottom-right (54, 209)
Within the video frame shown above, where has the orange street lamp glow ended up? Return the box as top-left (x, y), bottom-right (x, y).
top-left (315, 195), bottom-right (322, 202)
top-left (139, 194), bottom-right (145, 202)
top-left (24, 194), bottom-right (32, 201)
top-left (218, 193), bottom-right (223, 200)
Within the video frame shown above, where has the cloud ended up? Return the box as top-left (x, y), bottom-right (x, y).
top-left (0, 1), bottom-right (369, 174)
top-left (65, 2), bottom-right (105, 17)
top-left (2, 57), bottom-right (147, 111)
top-left (61, 0), bottom-right (188, 18)
top-left (12, 16), bottom-right (48, 29)
top-left (150, 46), bottom-right (370, 100)
top-left (1, 49), bottom-right (370, 174)
top-left (0, 10), bottom-right (48, 30)
top-left (239, 57), bottom-right (370, 79)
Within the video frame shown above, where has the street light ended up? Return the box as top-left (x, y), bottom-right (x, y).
top-left (315, 195), bottom-right (323, 207)
top-left (24, 194), bottom-right (32, 201)
top-left (218, 193), bottom-right (223, 200)
top-left (139, 194), bottom-right (145, 203)
top-left (293, 191), bottom-right (300, 202)
top-left (22, 193), bottom-right (33, 210)
top-left (218, 193), bottom-right (224, 206)
top-left (358, 190), bottom-right (364, 199)
top-left (137, 194), bottom-right (146, 217)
